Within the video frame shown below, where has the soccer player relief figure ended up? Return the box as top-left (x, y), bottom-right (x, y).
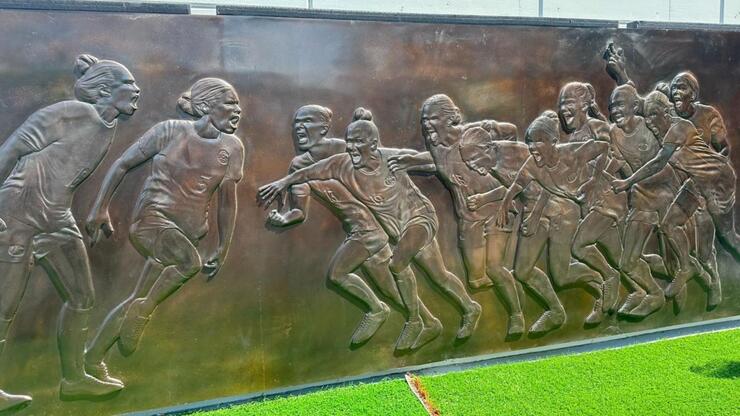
top-left (612, 91), bottom-right (738, 307)
top-left (84, 78), bottom-right (244, 388)
top-left (0, 54), bottom-right (139, 409)
top-left (387, 94), bottom-right (525, 338)
top-left (259, 108), bottom-right (482, 343)
top-left (495, 113), bottom-right (617, 335)
top-left (265, 105), bottom-right (440, 351)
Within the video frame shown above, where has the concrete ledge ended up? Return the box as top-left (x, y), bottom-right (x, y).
top-left (217, 5), bottom-right (619, 28)
top-left (0, 0), bottom-right (189, 14)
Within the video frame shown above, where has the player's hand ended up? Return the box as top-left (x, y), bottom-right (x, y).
top-left (604, 43), bottom-right (628, 83)
top-left (85, 208), bottom-right (114, 247)
top-left (267, 209), bottom-right (289, 227)
top-left (466, 194), bottom-right (485, 211)
top-left (611, 179), bottom-right (630, 193)
top-left (495, 202), bottom-right (512, 229)
top-left (388, 155), bottom-right (413, 173)
top-left (202, 254), bottom-right (222, 280)
top-left (257, 179), bottom-right (287, 208)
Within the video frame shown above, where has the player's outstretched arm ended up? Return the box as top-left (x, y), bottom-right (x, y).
top-left (86, 123), bottom-right (163, 244)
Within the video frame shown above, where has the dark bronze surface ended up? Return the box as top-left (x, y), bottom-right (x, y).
top-left (0, 9), bottom-right (737, 415)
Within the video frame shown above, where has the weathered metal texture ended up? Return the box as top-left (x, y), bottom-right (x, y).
top-left (0, 9), bottom-right (737, 415)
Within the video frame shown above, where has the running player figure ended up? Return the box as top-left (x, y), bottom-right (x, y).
top-left (496, 113), bottom-right (616, 333)
top-left (612, 91), bottom-right (737, 306)
top-left (84, 78), bottom-right (244, 387)
top-left (387, 94), bottom-right (524, 338)
top-left (266, 105), bottom-right (441, 350)
top-left (0, 54), bottom-right (139, 410)
top-left (259, 108), bottom-right (482, 342)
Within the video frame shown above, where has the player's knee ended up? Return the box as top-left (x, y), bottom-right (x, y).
top-left (486, 265), bottom-right (509, 285)
top-left (512, 268), bottom-right (531, 283)
top-left (68, 290), bottom-right (95, 311)
top-left (388, 257), bottom-right (408, 275)
top-left (176, 255), bottom-right (202, 278)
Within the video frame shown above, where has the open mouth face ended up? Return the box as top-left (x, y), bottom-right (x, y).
top-left (294, 126), bottom-right (309, 147)
top-left (228, 113), bottom-right (241, 131)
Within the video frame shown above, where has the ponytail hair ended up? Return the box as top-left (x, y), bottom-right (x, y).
top-left (584, 83), bottom-right (607, 121)
top-left (177, 77), bottom-right (236, 118)
top-left (73, 54), bottom-right (129, 104)
top-left (346, 107), bottom-right (380, 145)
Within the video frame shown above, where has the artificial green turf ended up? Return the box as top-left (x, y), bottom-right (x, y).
top-left (200, 328), bottom-right (739, 416)
top-left (423, 329), bottom-right (740, 415)
top-left (198, 379), bottom-right (425, 416)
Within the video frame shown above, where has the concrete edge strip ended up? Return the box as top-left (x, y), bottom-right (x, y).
top-left (404, 372), bottom-right (440, 416)
top-left (123, 315), bottom-right (740, 415)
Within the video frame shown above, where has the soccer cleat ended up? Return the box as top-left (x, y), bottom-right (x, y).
top-left (118, 299), bottom-right (151, 357)
top-left (602, 275), bottom-right (620, 313)
top-left (707, 277), bottom-right (722, 310)
top-left (411, 317), bottom-right (442, 350)
top-left (617, 291), bottom-right (645, 316)
top-left (60, 375), bottom-right (123, 400)
top-left (529, 309), bottom-right (565, 336)
top-left (456, 301), bottom-right (482, 339)
top-left (624, 293), bottom-right (665, 318)
top-left (0, 390), bottom-right (31, 412)
top-left (506, 313), bottom-right (525, 338)
top-left (395, 319), bottom-right (423, 351)
top-left (85, 361), bottom-right (123, 388)
top-left (350, 303), bottom-right (390, 345)
top-left (585, 297), bottom-right (604, 326)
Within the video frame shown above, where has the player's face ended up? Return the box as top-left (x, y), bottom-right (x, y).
top-left (109, 67), bottom-right (140, 116)
top-left (670, 78), bottom-right (695, 117)
top-left (644, 101), bottom-right (670, 138)
top-left (526, 128), bottom-right (557, 168)
top-left (421, 103), bottom-right (449, 147)
top-left (346, 125), bottom-right (376, 168)
top-left (459, 142), bottom-right (493, 175)
top-left (609, 90), bottom-right (636, 128)
top-left (209, 89), bottom-right (242, 134)
top-left (558, 87), bottom-right (588, 133)
top-left (293, 108), bottom-right (327, 151)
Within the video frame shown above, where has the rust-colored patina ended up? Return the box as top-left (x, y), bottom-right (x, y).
top-left (0, 9), bottom-right (736, 415)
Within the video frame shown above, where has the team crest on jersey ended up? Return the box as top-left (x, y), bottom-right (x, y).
top-left (217, 149), bottom-right (230, 165)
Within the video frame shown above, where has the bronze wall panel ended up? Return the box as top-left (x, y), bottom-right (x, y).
top-left (0, 9), bottom-right (736, 415)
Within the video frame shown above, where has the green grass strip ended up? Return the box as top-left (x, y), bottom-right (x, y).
top-left (199, 328), bottom-right (739, 416)
top-left (197, 379), bottom-right (426, 416)
top-left (422, 329), bottom-right (739, 415)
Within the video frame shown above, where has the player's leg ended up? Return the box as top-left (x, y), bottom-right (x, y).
top-left (327, 238), bottom-right (389, 345)
top-left (118, 228), bottom-right (202, 356)
top-left (485, 227), bottom-right (524, 337)
top-left (0, 220), bottom-right (34, 410)
top-left (362, 246), bottom-right (440, 350)
top-left (619, 218), bottom-right (663, 316)
top-left (547, 208), bottom-right (602, 326)
top-left (693, 208), bottom-right (722, 309)
top-left (571, 211), bottom-right (619, 315)
top-left (38, 238), bottom-right (122, 399)
top-left (406, 227), bottom-right (481, 340)
top-left (458, 220), bottom-right (491, 289)
top-left (661, 183), bottom-right (702, 299)
top-left (85, 258), bottom-right (163, 377)
top-left (511, 218), bottom-right (565, 335)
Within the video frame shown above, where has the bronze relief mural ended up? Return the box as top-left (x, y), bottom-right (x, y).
top-left (0, 8), bottom-right (736, 415)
